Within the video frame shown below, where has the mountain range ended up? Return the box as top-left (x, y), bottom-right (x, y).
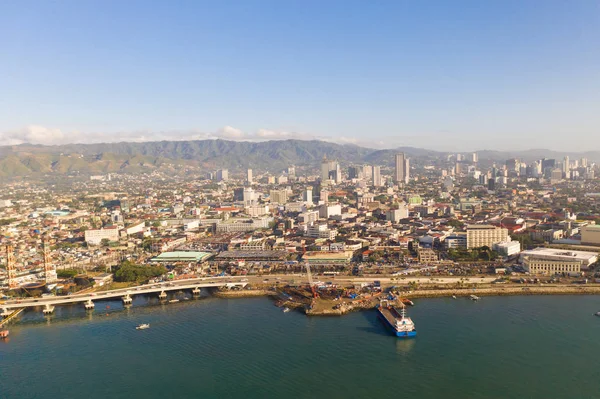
top-left (0, 139), bottom-right (598, 178)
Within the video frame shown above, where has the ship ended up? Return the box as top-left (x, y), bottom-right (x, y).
top-left (377, 301), bottom-right (416, 338)
top-left (0, 330), bottom-right (9, 339)
top-left (136, 324), bottom-right (150, 330)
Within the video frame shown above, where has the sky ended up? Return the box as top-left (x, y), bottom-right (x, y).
top-left (1, 0), bottom-right (599, 151)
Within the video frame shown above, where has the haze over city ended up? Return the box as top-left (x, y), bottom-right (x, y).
top-left (1, 0), bottom-right (599, 151)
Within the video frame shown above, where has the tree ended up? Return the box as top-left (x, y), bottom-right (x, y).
top-left (100, 238), bottom-right (111, 247)
top-left (114, 261), bottom-right (167, 283)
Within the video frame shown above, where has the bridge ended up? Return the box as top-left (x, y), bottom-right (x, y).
top-left (1, 277), bottom-right (247, 316)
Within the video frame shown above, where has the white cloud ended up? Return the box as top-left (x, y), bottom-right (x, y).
top-left (213, 126), bottom-right (246, 139)
top-left (1, 125), bottom-right (73, 145)
top-left (0, 124), bottom-right (386, 149)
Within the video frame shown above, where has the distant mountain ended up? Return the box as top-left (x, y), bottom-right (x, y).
top-left (0, 139), bottom-right (598, 177)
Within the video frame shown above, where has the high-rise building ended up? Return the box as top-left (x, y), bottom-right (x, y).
top-left (269, 189), bottom-right (288, 204)
top-left (287, 166), bottom-right (296, 177)
top-left (363, 165), bottom-right (372, 181)
top-left (247, 169), bottom-right (253, 184)
top-left (320, 156), bottom-right (340, 183)
top-left (348, 166), bottom-right (360, 180)
top-left (303, 188), bottom-right (313, 206)
top-left (472, 152), bottom-right (478, 163)
top-left (372, 165), bottom-right (382, 187)
top-left (563, 156), bottom-right (570, 176)
top-left (394, 153), bottom-right (409, 184)
top-left (321, 156), bottom-right (331, 181)
top-left (216, 169), bottom-right (228, 182)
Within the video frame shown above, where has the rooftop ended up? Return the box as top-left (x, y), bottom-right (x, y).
top-left (151, 251), bottom-right (213, 262)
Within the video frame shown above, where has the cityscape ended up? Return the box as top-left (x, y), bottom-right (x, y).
top-left (2, 149), bottom-right (600, 313)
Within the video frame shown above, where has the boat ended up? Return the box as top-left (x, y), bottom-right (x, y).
top-left (0, 330), bottom-right (9, 339)
top-left (282, 307), bottom-right (291, 313)
top-left (136, 324), bottom-right (150, 330)
top-left (401, 298), bottom-right (414, 306)
top-left (470, 295), bottom-right (480, 301)
top-left (594, 312), bottom-right (600, 317)
top-left (168, 299), bottom-right (180, 303)
top-left (377, 301), bottom-right (416, 338)
top-left (452, 295), bottom-right (457, 299)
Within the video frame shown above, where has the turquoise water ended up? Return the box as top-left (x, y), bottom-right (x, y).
top-left (2, 295), bottom-right (600, 399)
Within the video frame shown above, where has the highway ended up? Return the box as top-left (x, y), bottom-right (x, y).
top-left (1, 277), bottom-right (247, 311)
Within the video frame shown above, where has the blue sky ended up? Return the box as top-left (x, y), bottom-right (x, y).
top-left (1, 0), bottom-right (599, 151)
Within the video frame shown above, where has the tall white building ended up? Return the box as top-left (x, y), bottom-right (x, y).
top-left (303, 188), bottom-right (313, 206)
top-left (247, 169), bottom-right (253, 184)
top-left (563, 156), bottom-right (570, 176)
top-left (372, 165), bottom-right (382, 187)
top-left (394, 153), bottom-right (409, 184)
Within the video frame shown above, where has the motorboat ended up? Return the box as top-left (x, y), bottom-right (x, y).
top-left (136, 324), bottom-right (150, 330)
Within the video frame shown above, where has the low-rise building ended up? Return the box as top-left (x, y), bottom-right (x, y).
top-left (520, 248), bottom-right (598, 275)
top-left (493, 241), bottom-right (521, 257)
top-left (84, 226), bottom-right (120, 245)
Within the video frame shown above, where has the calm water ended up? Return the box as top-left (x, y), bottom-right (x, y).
top-left (2, 295), bottom-right (600, 399)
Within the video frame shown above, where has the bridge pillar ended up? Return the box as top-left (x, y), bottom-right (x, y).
top-left (192, 287), bottom-right (201, 296)
top-left (122, 294), bottom-right (132, 305)
top-left (84, 299), bottom-right (95, 310)
top-left (42, 304), bottom-right (55, 315)
top-left (158, 291), bottom-right (167, 300)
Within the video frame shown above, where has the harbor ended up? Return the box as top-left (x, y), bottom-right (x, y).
top-left (3, 295), bottom-right (600, 399)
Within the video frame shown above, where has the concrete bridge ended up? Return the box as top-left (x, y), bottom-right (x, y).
top-left (1, 277), bottom-right (247, 316)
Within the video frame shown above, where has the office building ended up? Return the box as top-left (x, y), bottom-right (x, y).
top-left (246, 169), bottom-right (253, 184)
top-left (394, 153), bottom-right (409, 184)
top-left (348, 166), bottom-right (361, 180)
top-left (303, 188), bottom-right (313, 206)
top-left (372, 165), bottom-right (382, 187)
top-left (466, 225), bottom-right (510, 249)
top-left (269, 189), bottom-right (288, 204)
top-left (216, 169), bottom-right (228, 182)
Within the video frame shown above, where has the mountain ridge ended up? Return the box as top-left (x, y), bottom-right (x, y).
top-left (0, 139), bottom-right (598, 177)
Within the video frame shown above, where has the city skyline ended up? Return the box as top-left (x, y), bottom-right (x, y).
top-left (1, 1), bottom-right (599, 151)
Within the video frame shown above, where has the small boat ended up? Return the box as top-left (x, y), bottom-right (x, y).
top-left (0, 330), bottom-right (9, 339)
top-left (594, 312), bottom-right (600, 317)
top-left (401, 298), bottom-right (414, 306)
top-left (452, 295), bottom-right (457, 299)
top-left (470, 295), bottom-right (480, 301)
top-left (283, 307), bottom-right (291, 313)
top-left (169, 299), bottom-right (180, 303)
top-left (136, 324), bottom-right (150, 330)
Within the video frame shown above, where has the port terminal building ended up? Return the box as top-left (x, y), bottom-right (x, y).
top-left (519, 248), bottom-right (598, 275)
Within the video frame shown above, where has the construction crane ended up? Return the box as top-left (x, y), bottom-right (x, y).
top-left (305, 262), bottom-right (318, 298)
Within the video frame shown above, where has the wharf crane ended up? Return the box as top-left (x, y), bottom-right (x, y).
top-left (305, 262), bottom-right (319, 299)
